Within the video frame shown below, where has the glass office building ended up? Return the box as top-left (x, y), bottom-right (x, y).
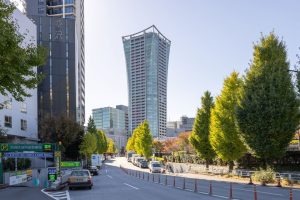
top-left (92, 106), bottom-right (127, 149)
top-left (122, 25), bottom-right (171, 138)
top-left (24, 0), bottom-right (85, 125)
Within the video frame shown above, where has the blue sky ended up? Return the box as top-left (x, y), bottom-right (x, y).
top-left (84, 0), bottom-right (300, 123)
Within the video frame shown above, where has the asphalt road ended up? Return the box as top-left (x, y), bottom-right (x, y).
top-left (69, 160), bottom-right (219, 200)
top-left (0, 186), bottom-right (52, 200)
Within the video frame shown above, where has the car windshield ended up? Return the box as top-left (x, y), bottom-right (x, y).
top-left (152, 163), bottom-right (161, 167)
top-left (71, 171), bottom-right (89, 176)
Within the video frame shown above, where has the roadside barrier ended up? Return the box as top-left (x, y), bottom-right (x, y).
top-left (209, 181), bottom-right (212, 196)
top-left (229, 182), bottom-right (232, 199)
top-left (120, 166), bottom-right (291, 200)
top-left (194, 179), bottom-right (197, 193)
top-left (254, 185), bottom-right (257, 200)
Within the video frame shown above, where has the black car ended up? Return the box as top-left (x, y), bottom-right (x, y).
top-left (88, 166), bottom-right (99, 175)
top-left (139, 160), bottom-right (148, 168)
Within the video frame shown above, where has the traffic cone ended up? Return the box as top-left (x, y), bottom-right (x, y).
top-left (290, 188), bottom-right (293, 200)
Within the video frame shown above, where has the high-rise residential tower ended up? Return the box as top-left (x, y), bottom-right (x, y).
top-left (122, 25), bottom-right (171, 138)
top-left (24, 0), bottom-right (85, 125)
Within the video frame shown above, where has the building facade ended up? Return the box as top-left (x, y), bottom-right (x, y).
top-left (116, 105), bottom-right (129, 138)
top-left (92, 106), bottom-right (127, 150)
top-left (0, 3), bottom-right (38, 142)
top-left (166, 116), bottom-right (195, 137)
top-left (122, 25), bottom-right (171, 138)
top-left (24, 0), bottom-right (85, 125)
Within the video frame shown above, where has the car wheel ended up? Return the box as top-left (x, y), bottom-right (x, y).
top-left (89, 186), bottom-right (92, 190)
top-left (69, 187), bottom-right (73, 190)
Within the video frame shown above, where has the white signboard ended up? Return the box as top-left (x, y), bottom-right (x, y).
top-left (9, 174), bottom-right (27, 186)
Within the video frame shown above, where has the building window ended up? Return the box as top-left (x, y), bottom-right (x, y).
top-left (20, 102), bottom-right (27, 113)
top-left (21, 119), bottom-right (27, 131)
top-left (38, 0), bottom-right (44, 5)
top-left (3, 97), bottom-right (12, 109)
top-left (4, 116), bottom-right (12, 128)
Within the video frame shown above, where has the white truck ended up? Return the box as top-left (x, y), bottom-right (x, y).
top-left (91, 154), bottom-right (103, 169)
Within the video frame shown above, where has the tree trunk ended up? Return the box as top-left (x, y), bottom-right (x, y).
top-left (205, 159), bottom-right (209, 171)
top-left (228, 161), bottom-right (234, 172)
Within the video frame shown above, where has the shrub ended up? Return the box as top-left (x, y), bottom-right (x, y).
top-left (253, 168), bottom-right (275, 185)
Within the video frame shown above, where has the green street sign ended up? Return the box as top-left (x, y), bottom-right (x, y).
top-left (0, 143), bottom-right (54, 152)
top-left (61, 161), bottom-right (81, 168)
top-left (48, 167), bottom-right (57, 182)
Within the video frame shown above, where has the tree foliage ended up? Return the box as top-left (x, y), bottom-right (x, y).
top-left (210, 72), bottom-right (246, 166)
top-left (39, 115), bottom-right (84, 159)
top-left (80, 132), bottom-right (97, 159)
top-left (189, 91), bottom-right (215, 167)
top-left (0, 1), bottom-right (47, 101)
top-left (106, 138), bottom-right (117, 154)
top-left (236, 33), bottom-right (300, 163)
top-left (125, 121), bottom-right (153, 158)
top-left (87, 116), bottom-right (97, 134)
top-left (96, 130), bottom-right (108, 154)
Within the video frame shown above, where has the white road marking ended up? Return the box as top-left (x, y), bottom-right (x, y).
top-left (41, 189), bottom-right (70, 200)
top-left (107, 175), bottom-right (113, 179)
top-left (234, 187), bottom-right (283, 196)
top-left (123, 183), bottom-right (139, 190)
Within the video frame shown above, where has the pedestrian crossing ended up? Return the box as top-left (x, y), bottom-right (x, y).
top-left (41, 189), bottom-right (70, 200)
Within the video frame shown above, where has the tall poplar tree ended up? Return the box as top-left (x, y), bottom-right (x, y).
top-left (210, 72), bottom-right (246, 171)
top-left (236, 33), bottom-right (300, 167)
top-left (189, 91), bottom-right (215, 169)
top-left (87, 116), bottom-right (97, 134)
top-left (134, 121), bottom-right (153, 159)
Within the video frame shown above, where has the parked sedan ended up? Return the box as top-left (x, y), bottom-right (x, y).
top-left (88, 166), bottom-right (99, 176)
top-left (68, 170), bottom-right (93, 190)
top-left (138, 160), bottom-right (148, 168)
top-left (149, 162), bottom-right (164, 173)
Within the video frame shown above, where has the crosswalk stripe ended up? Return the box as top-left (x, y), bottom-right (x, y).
top-left (41, 189), bottom-right (70, 200)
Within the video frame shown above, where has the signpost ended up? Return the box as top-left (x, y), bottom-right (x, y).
top-left (0, 143), bottom-right (54, 152)
top-left (0, 153), bottom-right (3, 184)
top-left (3, 152), bottom-right (53, 158)
top-left (61, 161), bottom-right (81, 168)
top-left (48, 167), bottom-right (57, 182)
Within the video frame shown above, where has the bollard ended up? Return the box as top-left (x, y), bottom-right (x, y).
top-left (152, 174), bottom-right (154, 182)
top-left (229, 182), bottom-right (233, 199)
top-left (173, 176), bottom-right (176, 187)
top-left (194, 179), bottom-right (198, 193)
top-left (148, 173), bottom-right (150, 181)
top-left (165, 175), bottom-right (167, 186)
top-left (158, 174), bottom-right (161, 184)
top-left (254, 185), bottom-right (257, 200)
top-left (209, 181), bottom-right (212, 196)
top-left (290, 188), bottom-right (293, 200)
top-left (139, 171), bottom-right (140, 179)
top-left (182, 178), bottom-right (186, 190)
top-left (136, 171), bottom-right (137, 177)
top-left (143, 172), bottom-right (144, 180)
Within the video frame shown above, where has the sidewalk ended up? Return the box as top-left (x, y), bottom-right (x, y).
top-left (115, 157), bottom-right (300, 188)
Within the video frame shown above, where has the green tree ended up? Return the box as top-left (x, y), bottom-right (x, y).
top-left (96, 130), bottom-right (108, 154)
top-left (126, 128), bottom-right (138, 151)
top-left (210, 72), bottom-right (246, 171)
top-left (39, 115), bottom-right (84, 159)
top-left (0, 1), bottom-right (47, 101)
top-left (80, 133), bottom-right (97, 161)
top-left (87, 116), bottom-right (97, 134)
top-left (189, 91), bottom-right (215, 169)
top-left (236, 33), bottom-right (300, 167)
top-left (134, 121), bottom-right (153, 159)
top-left (107, 138), bottom-right (117, 154)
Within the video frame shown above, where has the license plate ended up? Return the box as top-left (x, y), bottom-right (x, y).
top-left (75, 178), bottom-right (87, 182)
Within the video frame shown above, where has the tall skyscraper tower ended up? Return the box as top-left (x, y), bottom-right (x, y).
top-left (24, 0), bottom-right (85, 125)
top-left (122, 25), bottom-right (171, 138)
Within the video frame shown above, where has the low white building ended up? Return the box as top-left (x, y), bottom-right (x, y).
top-left (0, 2), bottom-right (38, 142)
